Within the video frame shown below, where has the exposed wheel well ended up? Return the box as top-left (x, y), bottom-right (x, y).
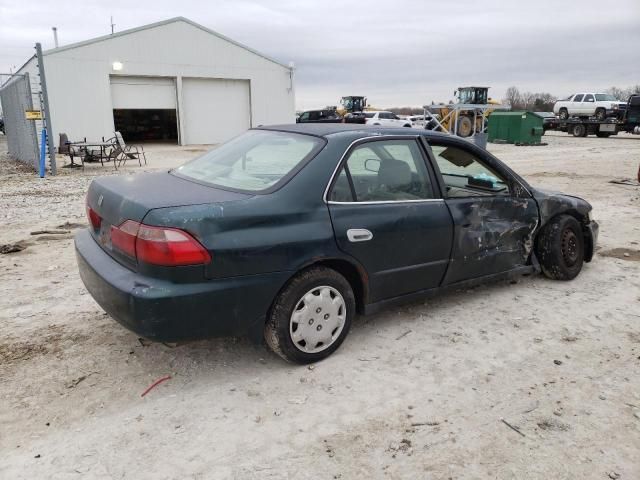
top-left (537, 210), bottom-right (594, 262)
top-left (308, 259), bottom-right (367, 314)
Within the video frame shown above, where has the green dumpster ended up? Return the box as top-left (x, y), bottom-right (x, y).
top-left (487, 111), bottom-right (545, 145)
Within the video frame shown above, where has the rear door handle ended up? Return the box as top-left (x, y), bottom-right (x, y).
top-left (347, 229), bottom-right (373, 242)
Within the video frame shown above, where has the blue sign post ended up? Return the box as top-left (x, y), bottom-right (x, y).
top-left (39, 128), bottom-right (47, 178)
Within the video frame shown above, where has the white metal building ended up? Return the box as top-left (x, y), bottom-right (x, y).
top-left (16, 17), bottom-right (295, 146)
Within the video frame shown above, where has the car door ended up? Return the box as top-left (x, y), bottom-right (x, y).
top-left (327, 137), bottom-right (453, 302)
top-left (583, 94), bottom-right (595, 115)
top-left (423, 138), bottom-right (539, 285)
top-left (572, 94), bottom-right (584, 115)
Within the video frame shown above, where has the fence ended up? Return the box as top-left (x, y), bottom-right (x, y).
top-left (0, 73), bottom-right (40, 169)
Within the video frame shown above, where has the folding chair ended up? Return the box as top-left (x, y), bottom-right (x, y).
top-left (114, 132), bottom-right (147, 167)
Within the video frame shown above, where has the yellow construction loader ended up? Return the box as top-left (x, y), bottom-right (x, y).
top-left (427, 86), bottom-right (501, 137)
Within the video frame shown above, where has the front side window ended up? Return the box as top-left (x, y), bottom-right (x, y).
top-left (573, 94), bottom-right (584, 102)
top-left (329, 139), bottom-right (435, 202)
top-left (299, 112), bottom-right (309, 121)
top-left (429, 144), bottom-right (509, 197)
top-left (175, 130), bottom-right (323, 192)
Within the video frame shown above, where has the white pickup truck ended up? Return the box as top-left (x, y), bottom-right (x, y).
top-left (553, 93), bottom-right (626, 120)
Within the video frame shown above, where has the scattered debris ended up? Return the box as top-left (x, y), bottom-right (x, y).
top-left (140, 375), bottom-right (171, 397)
top-left (30, 229), bottom-right (71, 235)
top-left (396, 329), bottom-right (412, 340)
top-left (411, 420), bottom-right (440, 427)
top-left (608, 472), bottom-right (620, 479)
top-left (66, 375), bottom-right (87, 389)
top-left (599, 394), bottom-right (607, 401)
top-left (537, 418), bottom-right (570, 431)
top-left (599, 248), bottom-right (640, 262)
top-left (522, 401), bottom-right (539, 414)
top-left (609, 178), bottom-right (640, 187)
top-left (57, 222), bottom-right (85, 229)
top-left (357, 357), bottom-right (379, 362)
top-left (554, 359), bottom-right (563, 365)
top-left (0, 243), bottom-right (27, 254)
top-left (138, 338), bottom-right (152, 347)
top-left (501, 418), bottom-right (526, 437)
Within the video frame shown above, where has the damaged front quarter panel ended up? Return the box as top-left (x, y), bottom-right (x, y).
top-left (530, 187), bottom-right (598, 262)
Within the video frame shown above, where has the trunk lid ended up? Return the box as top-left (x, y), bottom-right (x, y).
top-left (86, 171), bottom-right (251, 266)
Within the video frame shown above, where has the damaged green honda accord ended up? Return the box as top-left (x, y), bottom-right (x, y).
top-left (76, 124), bottom-right (598, 363)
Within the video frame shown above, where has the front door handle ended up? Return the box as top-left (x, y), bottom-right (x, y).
top-left (347, 228), bottom-right (373, 242)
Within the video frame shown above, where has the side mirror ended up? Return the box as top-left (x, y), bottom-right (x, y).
top-left (364, 158), bottom-right (381, 173)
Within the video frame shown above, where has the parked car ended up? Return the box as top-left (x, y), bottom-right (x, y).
top-left (535, 111), bottom-right (560, 132)
top-left (553, 93), bottom-right (626, 120)
top-left (364, 111), bottom-right (413, 127)
top-left (76, 124), bottom-right (598, 363)
top-left (296, 109), bottom-right (342, 123)
top-left (407, 115), bottom-right (426, 128)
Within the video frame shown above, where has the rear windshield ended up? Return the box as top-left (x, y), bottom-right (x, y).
top-left (173, 130), bottom-right (324, 193)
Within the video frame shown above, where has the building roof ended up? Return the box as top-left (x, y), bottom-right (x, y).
top-left (42, 17), bottom-right (291, 70)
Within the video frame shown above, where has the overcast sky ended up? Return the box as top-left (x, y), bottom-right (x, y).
top-left (1, 0), bottom-right (639, 109)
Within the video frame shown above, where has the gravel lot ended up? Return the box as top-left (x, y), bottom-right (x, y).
top-left (1, 132), bottom-right (639, 479)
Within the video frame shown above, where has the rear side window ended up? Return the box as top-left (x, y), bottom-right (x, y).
top-left (584, 94), bottom-right (594, 102)
top-left (175, 130), bottom-right (324, 193)
top-left (329, 139), bottom-right (435, 202)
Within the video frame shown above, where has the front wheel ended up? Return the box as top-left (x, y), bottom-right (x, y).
top-left (264, 267), bottom-right (355, 363)
top-left (536, 214), bottom-right (585, 280)
top-left (558, 108), bottom-right (569, 120)
top-left (595, 108), bottom-right (606, 121)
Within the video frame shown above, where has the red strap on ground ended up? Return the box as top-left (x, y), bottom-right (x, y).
top-left (140, 375), bottom-right (171, 397)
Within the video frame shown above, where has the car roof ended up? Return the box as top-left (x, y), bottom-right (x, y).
top-left (257, 123), bottom-right (451, 140)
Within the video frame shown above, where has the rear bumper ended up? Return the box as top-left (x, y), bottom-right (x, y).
top-left (75, 229), bottom-right (290, 342)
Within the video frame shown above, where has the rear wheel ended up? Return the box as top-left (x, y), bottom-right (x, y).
top-left (595, 108), bottom-right (606, 121)
top-left (559, 108), bottom-right (569, 120)
top-left (571, 123), bottom-right (587, 137)
top-left (536, 214), bottom-right (585, 280)
top-left (456, 116), bottom-right (473, 137)
top-left (264, 267), bottom-right (355, 363)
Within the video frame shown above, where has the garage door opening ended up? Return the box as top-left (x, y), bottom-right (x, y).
top-left (113, 109), bottom-right (178, 142)
top-left (110, 76), bottom-right (178, 143)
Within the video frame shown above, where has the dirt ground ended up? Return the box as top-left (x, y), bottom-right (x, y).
top-left (1, 132), bottom-right (639, 479)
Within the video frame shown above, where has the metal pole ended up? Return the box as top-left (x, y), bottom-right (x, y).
top-left (35, 43), bottom-right (56, 175)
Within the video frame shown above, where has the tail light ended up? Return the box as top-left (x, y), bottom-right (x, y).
top-left (87, 205), bottom-right (102, 230)
top-left (110, 220), bottom-right (211, 266)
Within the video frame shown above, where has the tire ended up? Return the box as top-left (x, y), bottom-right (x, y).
top-left (572, 123), bottom-right (587, 137)
top-left (595, 108), bottom-right (606, 121)
top-left (456, 116), bottom-right (473, 137)
top-left (403, 124), bottom-right (412, 128)
top-left (558, 108), bottom-right (569, 120)
top-left (264, 267), bottom-right (355, 364)
top-left (596, 132), bottom-right (611, 138)
top-left (536, 214), bottom-right (585, 280)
